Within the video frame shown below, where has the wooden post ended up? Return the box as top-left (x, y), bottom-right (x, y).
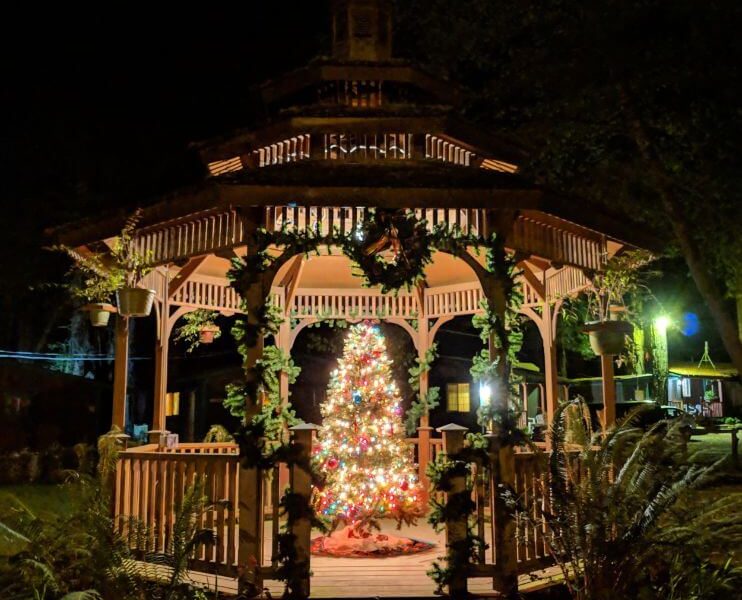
top-left (112, 315), bottom-right (129, 430)
top-left (150, 290), bottom-right (171, 443)
top-left (417, 424), bottom-right (433, 489)
top-left (437, 423), bottom-right (469, 597)
top-left (417, 317), bottom-right (432, 488)
top-left (600, 354), bottom-right (616, 431)
top-left (237, 210), bottom-right (267, 595)
top-left (277, 317), bottom-right (292, 497)
top-left (487, 431), bottom-right (519, 597)
top-left (289, 423), bottom-right (318, 599)
top-left (186, 390), bottom-right (196, 442)
top-left (542, 301), bottom-right (559, 434)
top-left (151, 335), bottom-right (169, 433)
top-left (731, 427), bottom-right (739, 469)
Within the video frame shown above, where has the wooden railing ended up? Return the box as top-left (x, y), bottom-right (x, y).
top-left (114, 431), bottom-right (558, 597)
top-left (129, 205), bottom-right (606, 273)
top-left (114, 444), bottom-right (240, 575)
top-left (512, 452), bottom-right (550, 568)
top-left (290, 287), bottom-right (418, 320)
top-left (170, 277), bottom-right (243, 313)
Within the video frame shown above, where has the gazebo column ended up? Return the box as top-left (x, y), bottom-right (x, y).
top-left (541, 298), bottom-right (561, 430)
top-left (237, 208), bottom-right (270, 594)
top-left (150, 297), bottom-right (170, 444)
top-left (112, 314), bottom-right (129, 430)
top-left (276, 311), bottom-right (292, 494)
top-left (600, 355), bottom-right (616, 431)
top-left (415, 315), bottom-right (433, 488)
top-left (520, 262), bottom-right (562, 434)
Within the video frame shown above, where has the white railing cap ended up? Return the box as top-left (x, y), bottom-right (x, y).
top-left (436, 423), bottom-right (469, 433)
top-left (290, 423), bottom-right (320, 431)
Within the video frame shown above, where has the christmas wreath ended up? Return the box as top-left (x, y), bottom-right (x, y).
top-left (342, 209), bottom-right (433, 293)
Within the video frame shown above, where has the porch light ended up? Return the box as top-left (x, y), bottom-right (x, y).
top-left (654, 315), bottom-right (671, 334)
top-left (479, 382), bottom-right (492, 407)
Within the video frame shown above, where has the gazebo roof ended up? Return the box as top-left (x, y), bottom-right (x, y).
top-left (51, 0), bottom-right (660, 260)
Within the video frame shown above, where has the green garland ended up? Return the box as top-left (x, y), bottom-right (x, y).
top-left (340, 209), bottom-right (433, 293)
top-left (468, 235), bottom-right (525, 429)
top-left (233, 420), bottom-right (329, 599)
top-left (426, 432), bottom-right (490, 593)
top-left (405, 342), bottom-right (441, 435)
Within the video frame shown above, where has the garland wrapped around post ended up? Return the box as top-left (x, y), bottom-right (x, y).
top-left (426, 431), bottom-right (490, 594)
top-left (405, 342), bottom-right (441, 435)
top-left (225, 207), bottom-right (525, 597)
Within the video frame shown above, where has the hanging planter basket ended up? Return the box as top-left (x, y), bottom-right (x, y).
top-left (198, 324), bottom-right (220, 344)
top-left (81, 303), bottom-right (116, 327)
top-left (117, 287), bottom-right (155, 317)
top-left (584, 320), bottom-right (633, 356)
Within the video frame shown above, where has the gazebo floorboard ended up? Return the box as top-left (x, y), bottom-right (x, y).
top-left (133, 521), bottom-right (564, 598)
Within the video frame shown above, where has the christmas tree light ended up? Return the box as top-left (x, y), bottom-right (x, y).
top-left (313, 322), bottom-right (424, 531)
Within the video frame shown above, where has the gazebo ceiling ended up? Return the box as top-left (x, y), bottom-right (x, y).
top-left (189, 249), bottom-right (482, 290)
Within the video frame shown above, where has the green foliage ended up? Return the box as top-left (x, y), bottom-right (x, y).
top-left (405, 343), bottom-right (440, 435)
top-left (340, 209), bottom-right (433, 293)
top-left (107, 209), bottom-right (153, 288)
top-left (426, 435), bottom-right (491, 593)
top-left (0, 437), bottom-right (223, 600)
top-left (506, 397), bottom-right (741, 600)
top-left (173, 309), bottom-right (221, 353)
top-left (201, 425), bottom-right (234, 443)
top-left (557, 298), bottom-right (596, 373)
top-left (585, 249), bottom-right (656, 322)
top-left (46, 248), bottom-right (124, 304)
top-left (48, 209), bottom-right (153, 305)
top-left (469, 237), bottom-right (524, 428)
top-left (223, 345), bottom-right (301, 439)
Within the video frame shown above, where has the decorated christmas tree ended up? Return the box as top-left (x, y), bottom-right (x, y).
top-left (312, 323), bottom-right (428, 555)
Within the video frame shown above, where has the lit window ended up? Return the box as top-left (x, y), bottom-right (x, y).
top-left (446, 383), bottom-right (470, 413)
top-left (681, 378), bottom-right (691, 398)
top-left (165, 392), bottom-right (180, 417)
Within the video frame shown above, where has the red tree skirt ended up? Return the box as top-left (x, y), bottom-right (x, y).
top-left (310, 525), bottom-right (435, 558)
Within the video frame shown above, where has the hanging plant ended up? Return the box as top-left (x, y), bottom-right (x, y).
top-left (342, 209), bottom-right (434, 293)
top-left (50, 208), bottom-right (154, 323)
top-left (108, 209), bottom-right (155, 317)
top-left (174, 309), bottom-right (222, 352)
top-left (47, 246), bottom-right (124, 327)
top-left (583, 249), bottom-right (654, 355)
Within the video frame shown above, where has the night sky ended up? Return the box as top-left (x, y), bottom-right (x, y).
top-left (0, 2), bottom-right (727, 364)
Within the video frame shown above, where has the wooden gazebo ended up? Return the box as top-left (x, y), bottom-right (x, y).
top-left (53, 1), bottom-right (648, 596)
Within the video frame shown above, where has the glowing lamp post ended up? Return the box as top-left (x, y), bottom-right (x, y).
top-left (654, 315), bottom-right (671, 335)
top-left (652, 315), bottom-right (671, 404)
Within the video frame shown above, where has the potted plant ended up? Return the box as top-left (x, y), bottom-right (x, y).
top-left (110, 209), bottom-right (155, 317)
top-left (51, 209), bottom-right (154, 320)
top-left (583, 249), bottom-right (653, 356)
top-left (49, 246), bottom-right (123, 327)
top-left (174, 309), bottom-right (222, 352)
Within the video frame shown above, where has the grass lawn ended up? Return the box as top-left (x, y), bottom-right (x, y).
top-left (0, 482), bottom-right (83, 556)
top-left (688, 431), bottom-right (739, 465)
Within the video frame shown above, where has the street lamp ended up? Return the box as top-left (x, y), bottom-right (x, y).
top-left (654, 315), bottom-right (671, 334)
top-left (653, 315), bottom-right (671, 404)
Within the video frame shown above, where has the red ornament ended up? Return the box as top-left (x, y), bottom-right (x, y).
top-left (401, 480), bottom-right (409, 491)
top-left (326, 457), bottom-right (339, 469)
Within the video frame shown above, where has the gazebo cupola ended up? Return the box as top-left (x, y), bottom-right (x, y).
top-left (331, 0), bottom-right (392, 61)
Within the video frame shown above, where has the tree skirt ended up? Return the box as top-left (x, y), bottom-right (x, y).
top-left (310, 525), bottom-right (435, 558)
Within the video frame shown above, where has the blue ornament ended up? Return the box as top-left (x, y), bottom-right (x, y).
top-left (352, 390), bottom-right (362, 404)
